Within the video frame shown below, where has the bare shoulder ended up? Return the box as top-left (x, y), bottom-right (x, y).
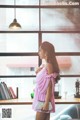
top-left (46, 63), bottom-right (53, 74)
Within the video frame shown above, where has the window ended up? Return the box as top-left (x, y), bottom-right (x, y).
top-left (0, 0), bottom-right (80, 99)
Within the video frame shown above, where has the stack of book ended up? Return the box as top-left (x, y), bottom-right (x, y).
top-left (0, 82), bottom-right (17, 100)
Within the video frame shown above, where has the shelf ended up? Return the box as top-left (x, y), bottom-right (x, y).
top-left (0, 98), bottom-right (32, 105)
top-left (0, 97), bottom-right (80, 105)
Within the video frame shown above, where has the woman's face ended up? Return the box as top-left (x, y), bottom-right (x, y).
top-left (38, 47), bottom-right (46, 59)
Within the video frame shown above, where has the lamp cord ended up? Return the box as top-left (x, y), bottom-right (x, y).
top-left (14, 0), bottom-right (16, 19)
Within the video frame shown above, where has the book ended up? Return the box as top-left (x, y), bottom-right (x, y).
top-left (8, 87), bottom-right (17, 99)
top-left (0, 83), bottom-right (6, 100)
top-left (1, 82), bottom-right (11, 99)
top-left (0, 82), bottom-right (16, 100)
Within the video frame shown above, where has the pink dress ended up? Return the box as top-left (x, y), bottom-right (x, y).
top-left (32, 67), bottom-right (58, 113)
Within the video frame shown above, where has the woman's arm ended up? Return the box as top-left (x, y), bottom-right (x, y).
top-left (45, 80), bottom-right (52, 104)
top-left (45, 63), bottom-right (53, 104)
top-left (42, 80), bottom-right (52, 111)
top-left (42, 63), bottom-right (53, 111)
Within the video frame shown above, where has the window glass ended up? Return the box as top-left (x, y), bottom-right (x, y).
top-left (0, 77), bottom-right (36, 99)
top-left (0, 8), bottom-right (39, 30)
top-left (42, 56), bottom-right (80, 75)
top-left (57, 56), bottom-right (80, 75)
top-left (0, 0), bottom-right (39, 5)
top-left (0, 0), bottom-right (80, 105)
top-left (42, 33), bottom-right (80, 52)
top-left (0, 77), bottom-right (79, 100)
top-left (41, 8), bottom-right (80, 31)
top-left (58, 77), bottom-right (79, 99)
top-left (0, 56), bottom-right (38, 75)
top-left (0, 34), bottom-right (38, 52)
top-left (41, 0), bottom-right (80, 6)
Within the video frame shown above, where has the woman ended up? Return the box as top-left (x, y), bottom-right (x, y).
top-left (32, 41), bottom-right (60, 120)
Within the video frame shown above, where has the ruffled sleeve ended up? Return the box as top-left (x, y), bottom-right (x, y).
top-left (38, 73), bottom-right (58, 94)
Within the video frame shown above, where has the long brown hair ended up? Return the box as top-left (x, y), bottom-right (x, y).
top-left (40, 41), bottom-right (60, 82)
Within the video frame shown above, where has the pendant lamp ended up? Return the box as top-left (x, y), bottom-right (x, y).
top-left (9, 0), bottom-right (21, 29)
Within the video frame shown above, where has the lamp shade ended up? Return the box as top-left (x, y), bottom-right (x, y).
top-left (9, 18), bottom-right (21, 29)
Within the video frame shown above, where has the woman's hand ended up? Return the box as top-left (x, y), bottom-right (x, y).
top-left (35, 64), bottom-right (45, 74)
top-left (35, 67), bottom-right (43, 74)
top-left (41, 102), bottom-right (49, 112)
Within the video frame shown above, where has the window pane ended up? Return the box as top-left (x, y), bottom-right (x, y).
top-left (0, 34), bottom-right (38, 52)
top-left (41, 0), bottom-right (80, 6)
top-left (42, 56), bottom-right (80, 75)
top-left (41, 8), bottom-right (80, 31)
top-left (42, 33), bottom-right (80, 52)
top-left (0, 8), bottom-right (39, 30)
top-left (0, 77), bottom-right (78, 100)
top-left (57, 56), bottom-right (80, 75)
top-left (59, 77), bottom-right (79, 99)
top-left (0, 0), bottom-right (39, 5)
top-left (0, 56), bottom-right (38, 75)
top-left (0, 77), bottom-right (36, 99)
